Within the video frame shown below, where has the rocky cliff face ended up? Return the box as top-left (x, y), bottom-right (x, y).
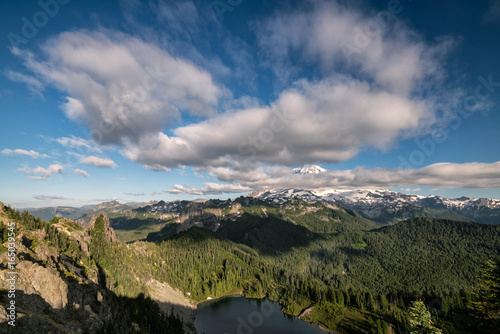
top-left (0, 215), bottom-right (111, 332)
top-left (7, 261), bottom-right (69, 309)
top-left (0, 206), bottom-right (187, 334)
top-left (177, 204), bottom-right (224, 233)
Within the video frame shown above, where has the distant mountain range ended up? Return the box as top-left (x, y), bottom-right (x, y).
top-left (4, 195), bottom-right (499, 333)
top-left (23, 188), bottom-right (500, 226)
top-left (249, 188), bottom-right (500, 225)
top-left (135, 187), bottom-right (500, 226)
top-left (24, 200), bottom-right (141, 223)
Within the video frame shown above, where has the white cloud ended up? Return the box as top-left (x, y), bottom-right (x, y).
top-left (66, 151), bottom-right (117, 168)
top-left (74, 168), bottom-right (90, 177)
top-left (2, 148), bottom-right (49, 159)
top-left (124, 77), bottom-right (431, 168)
top-left (19, 164), bottom-right (63, 180)
top-left (80, 155), bottom-right (117, 168)
top-left (15, 30), bottom-right (224, 146)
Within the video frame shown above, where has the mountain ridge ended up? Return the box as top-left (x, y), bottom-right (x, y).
top-left (248, 188), bottom-right (500, 225)
top-left (22, 188), bottom-right (500, 228)
top-left (2, 199), bottom-right (499, 333)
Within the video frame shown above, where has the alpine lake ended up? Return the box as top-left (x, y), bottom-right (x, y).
top-left (194, 295), bottom-right (333, 334)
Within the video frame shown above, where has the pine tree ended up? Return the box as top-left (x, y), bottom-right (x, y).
top-left (408, 300), bottom-right (443, 334)
top-left (469, 260), bottom-right (500, 319)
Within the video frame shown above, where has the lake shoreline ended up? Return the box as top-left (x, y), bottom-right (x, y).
top-left (195, 292), bottom-right (244, 306)
top-left (195, 294), bottom-right (335, 334)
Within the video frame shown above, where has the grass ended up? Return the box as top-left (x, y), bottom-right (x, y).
top-left (108, 212), bottom-right (175, 243)
top-left (114, 222), bottom-right (167, 243)
top-left (352, 242), bottom-right (367, 249)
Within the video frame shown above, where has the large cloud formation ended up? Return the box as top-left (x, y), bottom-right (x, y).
top-left (11, 0), bottom-right (491, 193)
top-left (13, 2), bottom-right (447, 169)
top-left (125, 77), bottom-right (430, 168)
top-left (14, 30), bottom-right (223, 146)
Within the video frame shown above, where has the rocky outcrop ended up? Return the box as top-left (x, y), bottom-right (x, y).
top-left (7, 261), bottom-right (68, 309)
top-left (87, 214), bottom-right (117, 242)
top-left (0, 224), bottom-right (111, 333)
top-left (0, 209), bottom-right (186, 333)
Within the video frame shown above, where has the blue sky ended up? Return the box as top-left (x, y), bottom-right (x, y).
top-left (0, 0), bottom-right (499, 208)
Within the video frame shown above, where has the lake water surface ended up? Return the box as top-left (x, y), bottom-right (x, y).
top-left (194, 296), bottom-right (332, 334)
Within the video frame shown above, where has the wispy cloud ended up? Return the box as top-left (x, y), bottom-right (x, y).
top-left (2, 148), bottom-right (49, 159)
top-left (67, 152), bottom-right (117, 168)
top-left (19, 164), bottom-right (63, 180)
top-left (114, 177), bottom-right (127, 181)
top-left (484, 0), bottom-right (500, 22)
top-left (92, 197), bottom-right (119, 203)
top-left (80, 155), bottom-right (117, 168)
top-left (74, 168), bottom-right (90, 177)
top-left (54, 136), bottom-right (102, 153)
top-left (165, 182), bottom-right (252, 195)
top-left (123, 192), bottom-right (145, 196)
top-left (29, 176), bottom-right (47, 180)
top-left (5, 70), bottom-right (44, 98)
top-left (33, 194), bottom-right (72, 201)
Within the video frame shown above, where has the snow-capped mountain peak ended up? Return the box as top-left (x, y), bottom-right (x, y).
top-left (292, 164), bottom-right (326, 175)
top-left (246, 187), bottom-right (500, 224)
